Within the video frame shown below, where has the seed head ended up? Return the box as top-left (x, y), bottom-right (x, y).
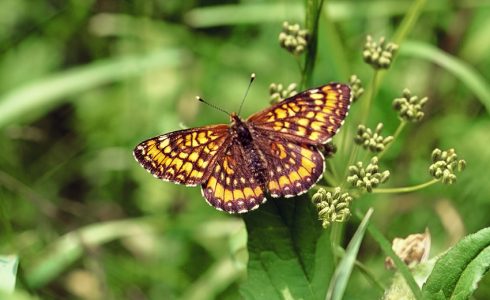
top-left (349, 75), bottom-right (364, 102)
top-left (279, 22), bottom-right (309, 56)
top-left (393, 89), bottom-right (428, 122)
top-left (269, 82), bottom-right (298, 104)
top-left (312, 187), bottom-right (352, 229)
top-left (347, 156), bottom-right (390, 192)
top-left (363, 35), bottom-right (398, 69)
top-left (429, 148), bottom-right (466, 184)
top-left (354, 123), bottom-right (394, 153)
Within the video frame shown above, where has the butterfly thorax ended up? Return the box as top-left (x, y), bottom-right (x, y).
top-left (230, 113), bottom-right (268, 187)
top-left (230, 113), bottom-right (253, 145)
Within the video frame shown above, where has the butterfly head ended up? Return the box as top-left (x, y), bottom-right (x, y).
top-left (230, 112), bottom-right (241, 123)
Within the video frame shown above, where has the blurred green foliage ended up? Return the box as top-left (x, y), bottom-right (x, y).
top-left (1, 0), bottom-right (490, 299)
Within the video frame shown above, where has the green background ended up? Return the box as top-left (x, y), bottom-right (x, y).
top-left (1, 0), bottom-right (489, 299)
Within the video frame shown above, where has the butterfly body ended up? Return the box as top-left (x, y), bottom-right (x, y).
top-left (229, 113), bottom-right (268, 187)
top-left (134, 83), bottom-right (352, 214)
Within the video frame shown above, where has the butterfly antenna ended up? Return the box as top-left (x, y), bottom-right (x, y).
top-left (238, 73), bottom-right (256, 116)
top-left (196, 96), bottom-right (230, 116)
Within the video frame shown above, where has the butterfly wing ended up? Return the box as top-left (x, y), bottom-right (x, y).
top-left (252, 130), bottom-right (325, 198)
top-left (201, 143), bottom-right (266, 213)
top-left (248, 83), bottom-right (352, 145)
top-left (133, 125), bottom-right (230, 186)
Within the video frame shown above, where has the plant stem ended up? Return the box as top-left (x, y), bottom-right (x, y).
top-left (342, 70), bottom-right (380, 181)
top-left (303, 0), bottom-right (325, 86)
top-left (376, 0), bottom-right (428, 85)
top-left (378, 120), bottom-right (406, 159)
top-left (322, 167), bottom-right (339, 187)
top-left (330, 222), bottom-right (343, 264)
top-left (373, 179), bottom-right (439, 194)
top-left (361, 70), bottom-right (379, 125)
top-left (342, 143), bottom-right (360, 186)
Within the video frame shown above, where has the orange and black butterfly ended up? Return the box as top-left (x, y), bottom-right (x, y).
top-left (133, 82), bottom-right (352, 213)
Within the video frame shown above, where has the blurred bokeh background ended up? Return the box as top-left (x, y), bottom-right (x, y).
top-left (1, 0), bottom-right (490, 299)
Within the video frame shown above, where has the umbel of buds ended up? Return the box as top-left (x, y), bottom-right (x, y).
top-left (279, 21), bottom-right (309, 56)
top-left (355, 123), bottom-right (394, 153)
top-left (312, 187), bottom-right (352, 229)
top-left (363, 36), bottom-right (399, 69)
top-left (269, 82), bottom-right (298, 104)
top-left (393, 89), bottom-right (428, 122)
top-left (429, 148), bottom-right (466, 184)
top-left (347, 156), bottom-right (390, 192)
top-left (349, 75), bottom-right (364, 102)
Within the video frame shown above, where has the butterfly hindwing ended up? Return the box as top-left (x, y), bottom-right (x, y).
top-left (201, 143), bottom-right (266, 213)
top-left (252, 131), bottom-right (325, 198)
top-left (133, 125), bottom-right (230, 186)
top-left (248, 83), bottom-right (352, 144)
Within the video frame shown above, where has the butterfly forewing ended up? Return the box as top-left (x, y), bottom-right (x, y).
top-left (248, 83), bottom-right (352, 144)
top-left (133, 125), bottom-right (230, 186)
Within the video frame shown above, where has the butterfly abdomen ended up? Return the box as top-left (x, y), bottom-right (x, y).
top-left (232, 118), bottom-right (268, 188)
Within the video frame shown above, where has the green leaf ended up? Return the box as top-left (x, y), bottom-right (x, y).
top-left (400, 41), bottom-right (490, 115)
top-left (0, 49), bottom-right (184, 128)
top-left (326, 208), bottom-right (373, 300)
top-left (239, 197), bottom-right (334, 300)
top-left (0, 255), bottom-right (18, 293)
top-left (422, 227), bottom-right (490, 299)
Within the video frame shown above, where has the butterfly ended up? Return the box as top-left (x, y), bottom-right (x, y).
top-left (133, 82), bottom-right (352, 213)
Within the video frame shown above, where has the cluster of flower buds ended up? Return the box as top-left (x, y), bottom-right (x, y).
top-left (429, 148), bottom-right (466, 184)
top-left (355, 123), bottom-right (394, 153)
top-left (312, 187), bottom-right (352, 228)
top-left (363, 36), bottom-right (398, 69)
top-left (393, 89), bottom-right (428, 122)
top-left (269, 82), bottom-right (298, 104)
top-left (279, 22), bottom-right (309, 56)
top-left (349, 75), bottom-right (364, 102)
top-left (347, 157), bottom-right (390, 192)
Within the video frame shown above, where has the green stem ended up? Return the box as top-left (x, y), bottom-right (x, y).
top-left (297, 56), bottom-right (306, 88)
top-left (303, 0), bottom-right (326, 87)
top-left (373, 179), bottom-right (439, 194)
top-left (361, 70), bottom-right (379, 125)
top-left (330, 222), bottom-right (343, 264)
top-left (376, 0), bottom-right (427, 85)
top-left (392, 0), bottom-right (428, 46)
top-left (342, 70), bottom-right (379, 181)
top-left (342, 143), bottom-right (360, 186)
top-left (322, 167), bottom-right (339, 187)
top-left (378, 120), bottom-right (406, 159)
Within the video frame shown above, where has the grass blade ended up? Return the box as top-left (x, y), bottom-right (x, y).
top-left (326, 208), bottom-right (373, 300)
top-left (0, 49), bottom-right (184, 128)
top-left (400, 40), bottom-right (490, 115)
